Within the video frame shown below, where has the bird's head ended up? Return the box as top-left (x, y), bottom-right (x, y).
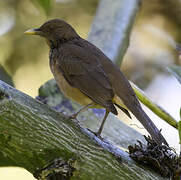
top-left (25, 19), bottom-right (79, 48)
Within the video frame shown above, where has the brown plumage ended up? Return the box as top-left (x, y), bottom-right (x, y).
top-left (25, 19), bottom-right (168, 145)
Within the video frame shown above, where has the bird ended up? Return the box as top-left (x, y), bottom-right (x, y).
top-left (25, 19), bottom-right (168, 145)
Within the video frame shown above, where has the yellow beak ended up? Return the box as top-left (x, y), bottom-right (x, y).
top-left (24, 28), bottom-right (39, 35)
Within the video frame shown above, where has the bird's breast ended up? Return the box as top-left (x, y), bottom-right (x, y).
top-left (50, 59), bottom-right (94, 106)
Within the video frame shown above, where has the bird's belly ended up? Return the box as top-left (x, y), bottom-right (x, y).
top-left (54, 72), bottom-right (126, 110)
top-left (52, 69), bottom-right (93, 106)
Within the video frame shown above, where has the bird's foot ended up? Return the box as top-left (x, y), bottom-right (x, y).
top-left (87, 128), bottom-right (103, 139)
top-left (68, 112), bottom-right (79, 119)
top-left (68, 114), bottom-right (77, 119)
top-left (93, 131), bottom-right (101, 137)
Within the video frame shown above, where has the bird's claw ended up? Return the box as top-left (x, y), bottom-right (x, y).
top-left (87, 128), bottom-right (103, 139)
top-left (68, 113), bottom-right (78, 119)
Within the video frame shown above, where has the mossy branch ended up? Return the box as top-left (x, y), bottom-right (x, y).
top-left (0, 80), bottom-right (167, 179)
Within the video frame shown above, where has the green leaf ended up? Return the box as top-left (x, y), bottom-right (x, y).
top-left (178, 121), bottom-right (181, 144)
top-left (167, 65), bottom-right (181, 84)
top-left (32, 0), bottom-right (51, 15)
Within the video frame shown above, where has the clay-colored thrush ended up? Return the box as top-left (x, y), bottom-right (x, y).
top-left (25, 19), bottom-right (168, 145)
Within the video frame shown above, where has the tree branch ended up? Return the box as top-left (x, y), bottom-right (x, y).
top-left (0, 80), bottom-right (166, 179)
top-left (88, 0), bottom-right (141, 65)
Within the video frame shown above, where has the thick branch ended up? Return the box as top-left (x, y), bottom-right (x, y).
top-left (0, 80), bottom-right (167, 179)
top-left (88, 0), bottom-right (141, 65)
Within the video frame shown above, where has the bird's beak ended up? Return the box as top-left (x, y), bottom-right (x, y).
top-left (24, 28), bottom-right (40, 35)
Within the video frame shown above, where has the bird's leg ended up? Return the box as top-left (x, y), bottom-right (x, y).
top-left (70, 103), bottom-right (94, 119)
top-left (95, 109), bottom-right (109, 136)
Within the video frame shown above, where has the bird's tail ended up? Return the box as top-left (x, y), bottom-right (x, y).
top-left (111, 69), bottom-right (168, 145)
top-left (113, 96), bottom-right (131, 119)
top-left (129, 105), bottom-right (168, 146)
top-left (114, 93), bottom-right (168, 145)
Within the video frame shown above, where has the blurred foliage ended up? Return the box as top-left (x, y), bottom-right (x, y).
top-left (0, 0), bottom-right (99, 96)
top-left (0, 0), bottom-right (181, 95)
top-left (0, 65), bottom-right (14, 86)
top-left (32, 0), bottom-right (52, 15)
top-left (121, 0), bottom-right (181, 88)
top-left (142, 0), bottom-right (181, 32)
top-left (0, 0), bottom-right (98, 75)
top-left (167, 64), bottom-right (181, 148)
top-left (167, 65), bottom-right (181, 84)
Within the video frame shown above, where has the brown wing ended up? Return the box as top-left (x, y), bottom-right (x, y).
top-left (56, 43), bottom-right (117, 115)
